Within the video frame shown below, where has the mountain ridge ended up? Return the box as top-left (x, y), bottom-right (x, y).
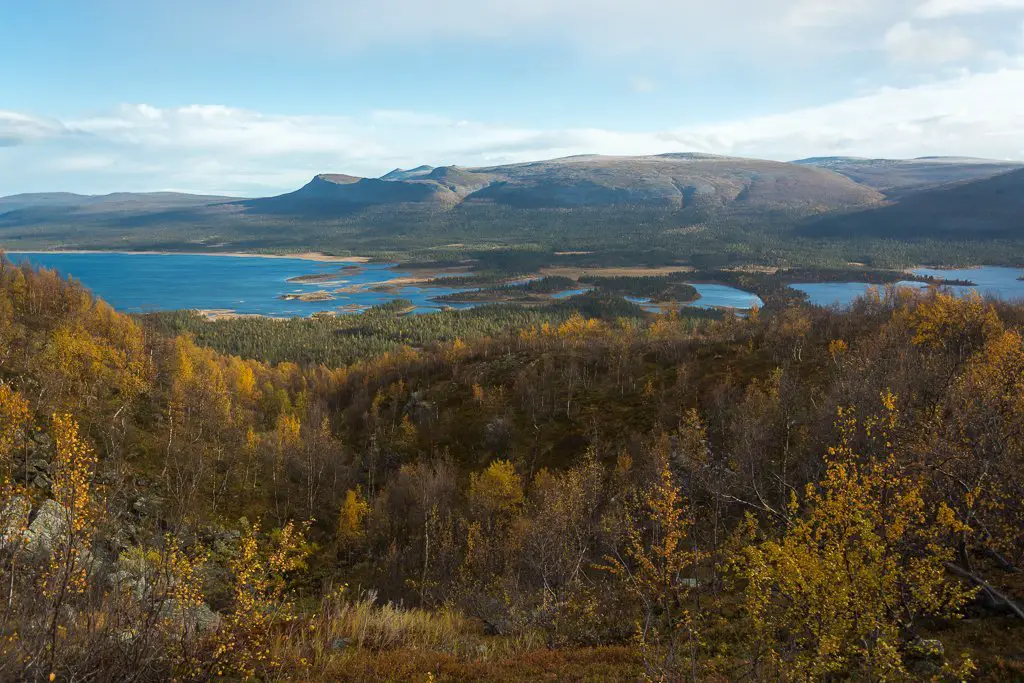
top-left (5, 152), bottom-right (1019, 209)
top-left (793, 155), bottom-right (1023, 195)
top-left (3, 152), bottom-right (1023, 258)
top-left (246, 153), bottom-right (884, 211)
top-left (802, 167), bottom-right (1024, 240)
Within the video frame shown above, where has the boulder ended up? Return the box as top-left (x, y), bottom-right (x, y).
top-left (25, 499), bottom-right (70, 555)
top-left (13, 458), bottom-right (53, 491)
top-left (161, 599), bottom-right (220, 633)
top-left (906, 637), bottom-right (946, 677)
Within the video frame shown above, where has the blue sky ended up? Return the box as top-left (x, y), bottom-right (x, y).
top-left (3, 0), bottom-right (1024, 195)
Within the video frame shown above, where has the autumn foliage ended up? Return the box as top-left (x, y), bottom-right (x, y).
top-left (0, 256), bottom-right (1022, 681)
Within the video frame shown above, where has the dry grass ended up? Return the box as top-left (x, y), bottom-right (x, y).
top-left (268, 590), bottom-right (568, 681)
top-left (538, 265), bottom-right (694, 280)
top-left (318, 590), bottom-right (475, 652)
top-left (282, 645), bottom-right (641, 682)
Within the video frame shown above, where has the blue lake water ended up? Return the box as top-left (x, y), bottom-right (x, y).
top-left (5, 252), bottom-right (476, 316)
top-left (4, 252), bottom-right (765, 317)
top-left (626, 283), bottom-right (764, 312)
top-left (688, 283), bottom-right (764, 310)
top-left (793, 267), bottom-right (1024, 308)
top-left (552, 287), bottom-right (593, 299)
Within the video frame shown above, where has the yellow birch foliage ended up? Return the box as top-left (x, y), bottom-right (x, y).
top-left (41, 414), bottom-right (99, 612)
top-left (274, 413), bottom-right (302, 478)
top-left (0, 382), bottom-right (30, 467)
top-left (50, 413), bottom-right (98, 535)
top-left (598, 458), bottom-right (706, 672)
top-left (0, 383), bottom-right (31, 549)
top-left (739, 394), bottom-right (975, 681)
top-left (906, 291), bottom-right (1001, 355)
top-left (468, 460), bottom-right (524, 518)
top-left (337, 487), bottom-right (371, 546)
top-left (211, 520), bottom-right (313, 679)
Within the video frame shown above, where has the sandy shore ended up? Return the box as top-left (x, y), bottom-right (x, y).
top-left (5, 249), bottom-right (370, 263)
top-left (194, 309), bottom-right (285, 321)
top-left (539, 265), bottom-right (694, 280)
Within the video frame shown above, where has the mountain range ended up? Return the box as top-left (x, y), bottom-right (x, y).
top-left (1, 153), bottom-right (1022, 255)
top-left (251, 154), bottom-right (882, 212)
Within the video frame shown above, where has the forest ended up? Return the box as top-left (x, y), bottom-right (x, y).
top-left (5, 201), bottom-right (1024, 272)
top-left (1, 255), bottom-right (1023, 681)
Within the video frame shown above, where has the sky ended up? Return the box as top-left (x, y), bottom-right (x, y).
top-left (2, 0), bottom-right (1024, 196)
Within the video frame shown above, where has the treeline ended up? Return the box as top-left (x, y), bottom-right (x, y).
top-left (8, 197), bottom-right (1024, 271)
top-left (140, 294), bottom-right (656, 367)
top-left (577, 274), bottom-right (699, 302)
top-left (0, 257), bottom-right (1023, 680)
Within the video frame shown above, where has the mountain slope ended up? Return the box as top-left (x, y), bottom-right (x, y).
top-left (380, 165), bottom-right (435, 181)
top-left (465, 154), bottom-right (882, 209)
top-left (243, 153), bottom-right (883, 213)
top-left (242, 173), bottom-right (463, 214)
top-left (0, 191), bottom-right (233, 214)
top-left (793, 156), bottom-right (1023, 196)
top-left (801, 168), bottom-right (1024, 240)
top-left (14, 152), bottom-right (1023, 259)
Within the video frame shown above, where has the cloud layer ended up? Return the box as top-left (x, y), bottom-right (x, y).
top-left (3, 0), bottom-right (1024, 194)
top-left (3, 63), bottom-right (1024, 196)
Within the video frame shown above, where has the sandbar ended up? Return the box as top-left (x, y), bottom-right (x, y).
top-left (5, 249), bottom-right (370, 263)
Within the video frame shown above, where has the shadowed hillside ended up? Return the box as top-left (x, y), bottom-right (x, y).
top-left (802, 168), bottom-right (1024, 240)
top-left (794, 156), bottom-right (1023, 196)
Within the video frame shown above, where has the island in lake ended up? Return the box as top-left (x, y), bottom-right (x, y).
top-left (279, 290), bottom-right (336, 302)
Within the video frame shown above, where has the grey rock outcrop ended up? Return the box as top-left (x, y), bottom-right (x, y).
top-left (25, 498), bottom-right (70, 555)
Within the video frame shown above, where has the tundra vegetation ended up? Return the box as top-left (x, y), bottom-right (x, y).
top-left (0, 255), bottom-right (1022, 681)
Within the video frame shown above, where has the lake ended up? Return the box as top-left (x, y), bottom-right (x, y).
top-left (4, 252), bottom-right (765, 317)
top-left (793, 266), bottom-right (1024, 308)
top-left (5, 252), bottom-right (476, 316)
top-left (626, 283), bottom-right (764, 312)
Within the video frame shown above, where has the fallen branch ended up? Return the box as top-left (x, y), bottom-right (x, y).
top-left (944, 562), bottom-right (1024, 622)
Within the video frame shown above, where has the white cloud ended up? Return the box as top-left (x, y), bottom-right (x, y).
top-left (154, 0), bottom-right (919, 59)
top-left (673, 68), bottom-right (1024, 160)
top-left (884, 21), bottom-right (978, 64)
top-left (916, 0), bottom-right (1024, 19)
top-left (0, 111), bottom-right (67, 147)
top-left (4, 66), bottom-right (1024, 195)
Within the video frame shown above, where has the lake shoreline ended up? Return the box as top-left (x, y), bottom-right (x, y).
top-left (4, 249), bottom-right (370, 264)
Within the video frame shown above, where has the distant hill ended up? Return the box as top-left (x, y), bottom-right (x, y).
top-left (793, 156), bottom-right (1023, 196)
top-left (462, 154), bottom-right (881, 209)
top-left (0, 191), bottom-right (233, 213)
top-left (242, 174), bottom-right (463, 214)
top-left (801, 168), bottom-right (1024, 240)
top-left (241, 153), bottom-right (882, 213)
top-left (2, 152), bottom-right (1022, 262)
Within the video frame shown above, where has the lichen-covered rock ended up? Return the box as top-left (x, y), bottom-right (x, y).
top-left (25, 499), bottom-right (70, 555)
top-left (13, 458), bottom-right (54, 491)
top-left (906, 637), bottom-right (946, 677)
top-left (112, 548), bottom-right (220, 632)
top-left (161, 599), bottom-right (221, 633)
top-left (907, 638), bottom-right (945, 660)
